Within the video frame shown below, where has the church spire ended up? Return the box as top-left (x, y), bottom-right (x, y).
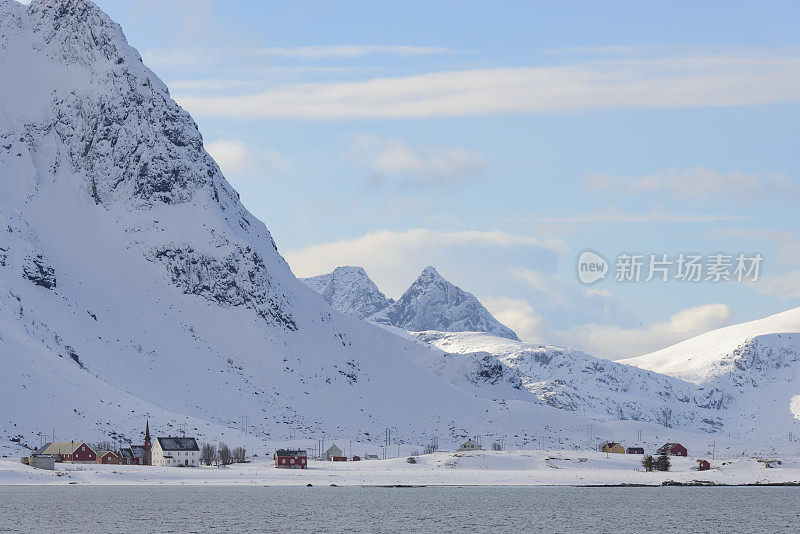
top-left (144, 419), bottom-right (151, 448)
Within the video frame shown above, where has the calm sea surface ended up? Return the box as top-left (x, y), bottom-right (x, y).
top-left (1, 486), bottom-right (799, 533)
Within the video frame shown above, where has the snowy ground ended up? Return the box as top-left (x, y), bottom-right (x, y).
top-left (2, 450), bottom-right (798, 487)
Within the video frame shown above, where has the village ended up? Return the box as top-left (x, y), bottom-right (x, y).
top-left (4, 421), bottom-right (748, 484)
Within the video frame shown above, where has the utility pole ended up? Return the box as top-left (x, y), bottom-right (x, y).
top-left (711, 440), bottom-right (716, 460)
top-left (636, 429), bottom-right (642, 442)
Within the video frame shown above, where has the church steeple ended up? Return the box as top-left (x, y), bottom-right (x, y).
top-left (144, 419), bottom-right (151, 449)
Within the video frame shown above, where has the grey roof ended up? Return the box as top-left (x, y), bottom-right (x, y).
top-left (130, 445), bottom-right (146, 458)
top-left (325, 444), bottom-right (343, 455)
top-left (276, 449), bottom-right (307, 457)
top-left (118, 448), bottom-right (134, 459)
top-left (36, 442), bottom-right (87, 455)
top-left (156, 437), bottom-right (199, 451)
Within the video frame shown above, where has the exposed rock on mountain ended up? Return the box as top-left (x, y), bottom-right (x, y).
top-left (303, 265), bottom-right (518, 340)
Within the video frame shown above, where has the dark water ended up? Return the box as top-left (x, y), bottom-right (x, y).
top-left (1, 486), bottom-right (799, 533)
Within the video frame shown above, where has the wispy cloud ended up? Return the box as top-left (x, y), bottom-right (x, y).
top-left (486, 297), bottom-right (735, 359)
top-left (347, 133), bottom-right (485, 187)
top-left (205, 139), bottom-right (291, 179)
top-left (570, 303), bottom-right (735, 359)
top-left (583, 166), bottom-right (800, 202)
top-left (758, 270), bottom-right (800, 300)
top-left (505, 206), bottom-right (743, 225)
top-left (172, 52), bottom-right (800, 119)
top-left (144, 45), bottom-right (453, 70)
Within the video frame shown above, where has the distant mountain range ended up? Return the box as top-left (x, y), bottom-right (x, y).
top-left (301, 266), bottom-right (519, 340)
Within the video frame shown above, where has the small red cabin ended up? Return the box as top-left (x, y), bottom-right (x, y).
top-left (96, 451), bottom-right (119, 464)
top-left (697, 459), bottom-right (711, 471)
top-left (657, 443), bottom-right (688, 457)
top-left (331, 456), bottom-right (347, 462)
top-left (351, 456), bottom-right (361, 461)
top-left (275, 449), bottom-right (307, 469)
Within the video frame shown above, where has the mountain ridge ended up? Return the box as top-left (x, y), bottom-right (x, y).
top-left (302, 265), bottom-right (519, 340)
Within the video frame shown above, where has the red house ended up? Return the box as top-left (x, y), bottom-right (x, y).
top-left (697, 459), bottom-right (711, 471)
top-left (96, 451), bottom-right (119, 464)
top-left (657, 443), bottom-right (688, 456)
top-left (275, 449), bottom-right (307, 469)
top-left (117, 447), bottom-right (141, 465)
top-left (36, 442), bottom-right (96, 463)
top-left (331, 456), bottom-right (347, 462)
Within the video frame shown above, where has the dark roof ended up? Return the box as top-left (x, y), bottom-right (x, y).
top-left (118, 448), bottom-right (134, 458)
top-left (156, 437), bottom-right (199, 451)
top-left (130, 445), bottom-right (146, 458)
top-left (658, 443), bottom-right (685, 451)
top-left (276, 449), bottom-right (307, 457)
top-left (603, 442), bottom-right (621, 447)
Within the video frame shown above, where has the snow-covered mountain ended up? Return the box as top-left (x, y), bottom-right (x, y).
top-left (300, 266), bottom-right (393, 320)
top-left (3, 0), bottom-right (799, 455)
top-left (413, 331), bottom-right (726, 432)
top-left (302, 265), bottom-right (519, 340)
top-left (0, 0), bottom-right (559, 450)
top-left (619, 308), bottom-right (800, 436)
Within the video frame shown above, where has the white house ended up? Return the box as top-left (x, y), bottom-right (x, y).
top-left (458, 439), bottom-right (482, 452)
top-left (151, 437), bottom-right (200, 467)
top-left (324, 444), bottom-right (344, 461)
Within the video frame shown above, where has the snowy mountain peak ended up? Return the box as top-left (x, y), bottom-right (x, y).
top-left (300, 266), bottom-right (393, 320)
top-left (382, 266), bottom-right (519, 340)
top-left (302, 265), bottom-right (518, 340)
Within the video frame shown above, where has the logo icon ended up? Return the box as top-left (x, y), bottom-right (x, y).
top-left (577, 250), bottom-right (608, 284)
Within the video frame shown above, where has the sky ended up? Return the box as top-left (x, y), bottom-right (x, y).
top-left (43, 0), bottom-right (800, 358)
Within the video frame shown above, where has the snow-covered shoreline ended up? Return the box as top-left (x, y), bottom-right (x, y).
top-left (3, 450), bottom-right (799, 487)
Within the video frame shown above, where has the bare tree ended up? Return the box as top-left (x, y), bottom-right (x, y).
top-left (201, 443), bottom-right (217, 466)
top-left (218, 442), bottom-right (232, 465)
top-left (95, 440), bottom-right (113, 452)
top-left (233, 446), bottom-right (246, 463)
top-left (492, 441), bottom-right (503, 451)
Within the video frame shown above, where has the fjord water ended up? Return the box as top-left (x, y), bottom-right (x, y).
top-left (1, 486), bottom-right (799, 533)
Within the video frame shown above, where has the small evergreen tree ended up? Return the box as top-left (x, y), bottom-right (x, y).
top-left (642, 454), bottom-right (655, 472)
top-left (656, 454), bottom-right (671, 472)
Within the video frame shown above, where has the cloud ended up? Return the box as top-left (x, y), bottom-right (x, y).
top-left (253, 45), bottom-right (454, 59)
top-left (347, 133), bottom-right (485, 187)
top-left (173, 52), bottom-right (800, 119)
top-left (144, 45), bottom-right (452, 70)
top-left (205, 139), bottom-right (291, 179)
top-left (484, 292), bottom-right (734, 359)
top-left (284, 229), bottom-right (566, 297)
top-left (583, 166), bottom-right (800, 203)
top-left (514, 206), bottom-right (743, 224)
top-left (757, 270), bottom-right (800, 300)
top-left (481, 297), bottom-right (554, 342)
top-left (562, 303), bottom-right (735, 358)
